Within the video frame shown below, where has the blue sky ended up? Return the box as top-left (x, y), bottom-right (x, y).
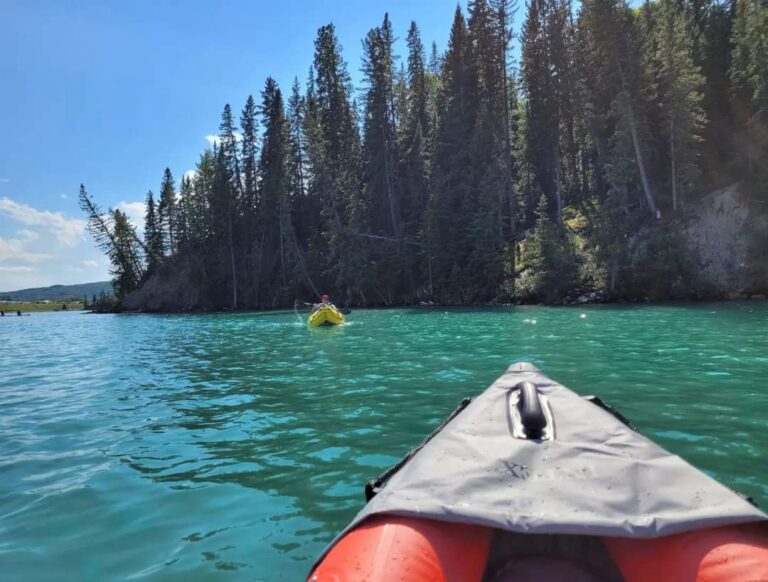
top-left (0, 0), bottom-right (520, 291)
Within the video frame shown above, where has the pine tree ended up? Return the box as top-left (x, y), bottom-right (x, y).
top-left (521, 0), bottom-right (576, 224)
top-left (175, 176), bottom-right (191, 251)
top-left (110, 209), bottom-right (145, 298)
top-left (219, 103), bottom-right (243, 197)
top-left (699, 0), bottom-right (734, 171)
top-left (463, 0), bottom-right (509, 300)
top-left (362, 15), bottom-right (400, 239)
top-left (189, 151), bottom-right (215, 243)
top-left (211, 106), bottom-right (240, 308)
top-left (158, 168), bottom-right (176, 254)
top-left (428, 7), bottom-right (475, 302)
top-left (577, 0), bottom-right (659, 218)
top-left (360, 14), bottom-right (406, 303)
top-left (519, 194), bottom-right (576, 301)
top-left (79, 184), bottom-right (145, 299)
top-left (312, 23), bottom-right (365, 300)
top-left (144, 190), bottom-right (163, 272)
top-left (258, 77), bottom-right (296, 305)
top-left (240, 95), bottom-right (259, 215)
top-left (654, 0), bottom-right (706, 210)
top-left (287, 78), bottom-right (307, 201)
top-left (730, 0), bottom-right (768, 178)
top-left (401, 22), bottom-right (431, 251)
top-left (491, 0), bottom-right (520, 238)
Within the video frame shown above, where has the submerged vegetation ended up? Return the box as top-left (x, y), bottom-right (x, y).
top-left (80, 0), bottom-right (768, 310)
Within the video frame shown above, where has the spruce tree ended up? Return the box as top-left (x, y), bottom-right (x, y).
top-left (287, 78), bottom-right (307, 201)
top-left (259, 77), bottom-right (295, 305)
top-left (79, 184), bottom-right (145, 298)
top-left (211, 107), bottom-right (240, 308)
top-left (362, 15), bottom-right (400, 240)
top-left (401, 21), bottom-right (431, 255)
top-left (730, 0), bottom-right (768, 178)
top-left (175, 177), bottom-right (191, 251)
top-left (143, 190), bottom-right (163, 272)
top-left (240, 95), bottom-right (259, 215)
top-left (464, 0), bottom-right (509, 300)
top-left (577, 0), bottom-right (659, 218)
top-left (312, 23), bottom-right (365, 300)
top-left (654, 0), bottom-right (706, 210)
top-left (158, 168), bottom-right (176, 254)
top-left (428, 7), bottom-right (475, 302)
top-left (110, 209), bottom-right (145, 298)
top-left (519, 194), bottom-right (576, 302)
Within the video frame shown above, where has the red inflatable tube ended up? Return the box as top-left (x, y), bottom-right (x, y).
top-left (309, 515), bottom-right (493, 582)
top-left (604, 523), bottom-right (768, 582)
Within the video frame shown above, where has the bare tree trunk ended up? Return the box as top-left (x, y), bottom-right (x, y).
top-left (381, 123), bottom-right (399, 239)
top-left (254, 230), bottom-right (264, 307)
top-left (554, 152), bottom-right (563, 225)
top-left (609, 255), bottom-right (620, 293)
top-left (168, 205), bottom-right (175, 257)
top-left (290, 227), bottom-right (319, 297)
top-left (500, 1), bottom-right (515, 240)
top-left (670, 113), bottom-right (677, 212)
top-left (228, 214), bottom-right (237, 309)
top-left (627, 104), bottom-right (658, 218)
top-left (615, 59), bottom-right (658, 218)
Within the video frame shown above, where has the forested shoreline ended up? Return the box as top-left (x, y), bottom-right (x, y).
top-left (80, 0), bottom-right (768, 311)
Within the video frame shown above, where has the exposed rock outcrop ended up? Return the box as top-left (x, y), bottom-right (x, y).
top-left (684, 183), bottom-right (754, 295)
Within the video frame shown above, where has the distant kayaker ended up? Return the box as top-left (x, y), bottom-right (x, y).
top-left (306, 294), bottom-right (335, 312)
top-left (17, 310), bottom-right (22, 316)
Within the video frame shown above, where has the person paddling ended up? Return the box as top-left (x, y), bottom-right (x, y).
top-left (305, 294), bottom-right (334, 312)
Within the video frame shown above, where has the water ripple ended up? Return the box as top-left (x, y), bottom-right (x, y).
top-left (1, 304), bottom-right (766, 579)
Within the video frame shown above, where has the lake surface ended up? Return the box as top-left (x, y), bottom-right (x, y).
top-left (1, 304), bottom-right (766, 580)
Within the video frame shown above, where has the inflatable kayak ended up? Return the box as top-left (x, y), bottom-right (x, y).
top-left (310, 362), bottom-right (768, 581)
top-left (308, 304), bottom-right (345, 327)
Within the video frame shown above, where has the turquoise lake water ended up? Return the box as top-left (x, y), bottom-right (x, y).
top-left (1, 304), bottom-right (766, 580)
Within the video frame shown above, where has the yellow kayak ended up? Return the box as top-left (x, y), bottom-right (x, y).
top-left (308, 305), bottom-right (345, 327)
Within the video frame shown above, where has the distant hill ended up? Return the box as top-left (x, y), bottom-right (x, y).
top-left (0, 281), bottom-right (113, 301)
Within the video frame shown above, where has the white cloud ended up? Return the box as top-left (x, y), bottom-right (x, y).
top-left (0, 178), bottom-right (9, 183)
top-left (60, 193), bottom-right (68, 199)
top-left (116, 200), bottom-right (145, 232)
top-left (0, 197), bottom-right (85, 246)
top-left (205, 132), bottom-right (243, 147)
top-left (0, 196), bottom-right (108, 290)
top-left (16, 229), bottom-right (39, 242)
top-left (0, 265), bottom-right (36, 273)
top-left (0, 232), bottom-right (53, 262)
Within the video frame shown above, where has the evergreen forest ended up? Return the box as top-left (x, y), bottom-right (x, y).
top-left (80, 0), bottom-right (768, 308)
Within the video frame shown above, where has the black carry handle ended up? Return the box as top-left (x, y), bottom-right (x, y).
top-left (516, 381), bottom-right (547, 439)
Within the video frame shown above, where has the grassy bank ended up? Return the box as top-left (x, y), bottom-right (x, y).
top-left (0, 301), bottom-right (85, 313)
